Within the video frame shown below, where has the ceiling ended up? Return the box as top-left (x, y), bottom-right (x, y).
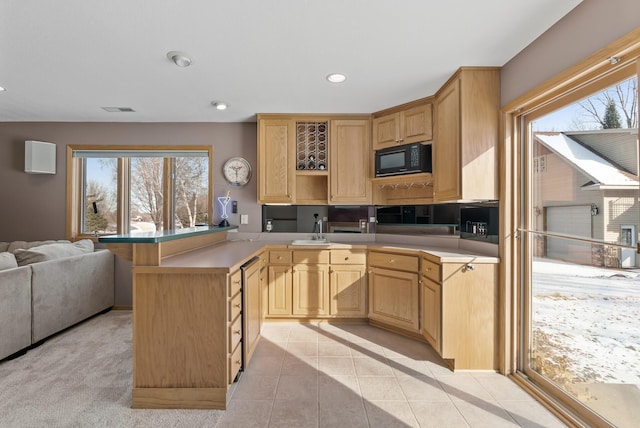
top-left (0, 0), bottom-right (582, 123)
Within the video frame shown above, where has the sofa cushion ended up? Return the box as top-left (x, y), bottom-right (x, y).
top-left (13, 240), bottom-right (94, 266)
top-left (0, 252), bottom-right (18, 271)
top-left (7, 240), bottom-right (71, 253)
top-left (0, 242), bottom-right (9, 252)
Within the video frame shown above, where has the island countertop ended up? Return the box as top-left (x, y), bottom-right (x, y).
top-left (157, 238), bottom-right (498, 272)
top-left (98, 225), bottom-right (237, 244)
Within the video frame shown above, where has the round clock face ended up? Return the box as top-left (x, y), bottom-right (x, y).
top-left (222, 157), bottom-right (252, 186)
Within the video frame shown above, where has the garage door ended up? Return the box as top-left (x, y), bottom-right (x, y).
top-left (546, 205), bottom-right (592, 264)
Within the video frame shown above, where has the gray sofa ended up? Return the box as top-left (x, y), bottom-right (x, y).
top-left (0, 240), bottom-right (115, 360)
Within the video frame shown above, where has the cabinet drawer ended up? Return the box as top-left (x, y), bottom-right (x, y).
top-left (421, 257), bottom-right (441, 283)
top-left (228, 315), bottom-right (243, 352)
top-left (369, 251), bottom-right (418, 272)
top-left (270, 250), bottom-right (292, 264)
top-left (228, 291), bottom-right (242, 322)
top-left (228, 342), bottom-right (242, 384)
top-left (330, 250), bottom-right (366, 265)
top-left (229, 270), bottom-right (242, 297)
top-left (293, 250), bottom-right (329, 264)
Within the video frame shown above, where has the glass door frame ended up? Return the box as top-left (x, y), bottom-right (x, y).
top-left (501, 30), bottom-right (640, 427)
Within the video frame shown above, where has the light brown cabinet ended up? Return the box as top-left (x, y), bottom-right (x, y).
top-left (267, 251), bottom-right (293, 316)
top-left (292, 264), bottom-right (330, 316)
top-left (367, 250), bottom-right (420, 333)
top-left (243, 259), bottom-right (262, 367)
top-left (329, 119), bottom-right (371, 204)
top-left (420, 254), bottom-right (498, 370)
top-left (372, 101), bottom-right (433, 150)
top-left (433, 67), bottom-right (499, 202)
top-left (329, 250), bottom-right (367, 317)
top-left (258, 114), bottom-right (372, 205)
top-left (258, 118), bottom-right (295, 204)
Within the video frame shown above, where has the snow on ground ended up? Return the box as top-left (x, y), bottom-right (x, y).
top-left (532, 258), bottom-right (640, 385)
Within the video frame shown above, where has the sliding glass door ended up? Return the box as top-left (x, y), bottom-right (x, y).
top-left (520, 74), bottom-right (639, 427)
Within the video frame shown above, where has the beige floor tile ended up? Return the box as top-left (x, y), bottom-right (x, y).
top-left (454, 399), bottom-right (519, 428)
top-left (318, 356), bottom-right (356, 376)
top-left (281, 355), bottom-right (318, 376)
top-left (396, 375), bottom-right (451, 402)
top-left (288, 328), bottom-right (319, 343)
top-left (409, 401), bottom-right (469, 428)
top-left (364, 400), bottom-right (419, 428)
top-left (425, 359), bottom-right (455, 377)
top-left (269, 398), bottom-right (318, 428)
top-left (358, 376), bottom-right (405, 400)
top-left (349, 341), bottom-right (387, 359)
top-left (285, 341), bottom-right (318, 357)
top-left (318, 342), bottom-right (351, 357)
top-left (253, 340), bottom-right (287, 359)
top-left (232, 375), bottom-right (279, 400)
top-left (318, 374), bottom-right (362, 405)
top-left (437, 374), bottom-right (495, 403)
top-left (472, 373), bottom-right (533, 401)
top-left (243, 355), bottom-right (283, 376)
top-left (319, 400), bottom-right (368, 428)
top-left (388, 357), bottom-right (432, 378)
top-left (275, 375), bottom-right (318, 402)
top-left (353, 356), bottom-right (395, 377)
top-left (217, 399), bottom-right (273, 428)
top-left (497, 399), bottom-right (567, 428)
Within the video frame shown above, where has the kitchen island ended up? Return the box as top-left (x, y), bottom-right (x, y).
top-left (120, 231), bottom-right (498, 409)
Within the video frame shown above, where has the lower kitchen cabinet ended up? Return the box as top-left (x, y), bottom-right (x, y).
top-left (292, 264), bottom-right (330, 316)
top-left (420, 254), bottom-right (498, 370)
top-left (421, 278), bottom-right (441, 353)
top-left (243, 259), bottom-right (262, 367)
top-left (368, 266), bottom-right (420, 333)
top-left (268, 264), bottom-right (292, 315)
top-left (329, 264), bottom-right (367, 316)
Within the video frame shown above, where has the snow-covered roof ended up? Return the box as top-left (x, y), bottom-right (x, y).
top-left (534, 132), bottom-right (639, 188)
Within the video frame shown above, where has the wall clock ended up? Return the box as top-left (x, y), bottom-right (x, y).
top-left (222, 157), bottom-right (252, 186)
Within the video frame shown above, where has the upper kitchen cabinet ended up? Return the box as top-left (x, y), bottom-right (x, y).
top-left (258, 117), bottom-right (296, 204)
top-left (433, 67), bottom-right (500, 202)
top-left (258, 114), bottom-right (371, 205)
top-left (329, 119), bottom-right (371, 204)
top-left (372, 100), bottom-right (433, 150)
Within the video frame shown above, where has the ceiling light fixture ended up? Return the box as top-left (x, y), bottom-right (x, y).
top-left (608, 56), bottom-right (621, 64)
top-left (166, 51), bottom-right (193, 67)
top-left (0, 86), bottom-right (5, 92)
top-left (326, 73), bottom-right (347, 83)
top-left (212, 101), bottom-right (228, 110)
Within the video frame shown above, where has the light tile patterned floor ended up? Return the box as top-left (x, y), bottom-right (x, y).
top-left (218, 323), bottom-right (566, 428)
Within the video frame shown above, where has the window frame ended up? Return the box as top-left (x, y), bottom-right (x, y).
top-left (66, 145), bottom-right (213, 240)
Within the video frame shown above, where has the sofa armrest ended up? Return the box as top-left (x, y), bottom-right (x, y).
top-left (31, 250), bottom-right (115, 343)
top-left (0, 266), bottom-right (32, 359)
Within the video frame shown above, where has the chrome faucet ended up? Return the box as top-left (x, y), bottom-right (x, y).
top-left (312, 213), bottom-right (324, 240)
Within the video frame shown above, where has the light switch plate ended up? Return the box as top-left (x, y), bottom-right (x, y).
top-left (240, 214), bottom-right (249, 224)
top-left (369, 217), bottom-right (376, 222)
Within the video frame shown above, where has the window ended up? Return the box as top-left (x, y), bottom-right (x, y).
top-left (67, 146), bottom-right (212, 238)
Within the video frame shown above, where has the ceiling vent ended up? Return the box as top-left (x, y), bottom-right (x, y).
top-left (101, 107), bottom-right (136, 113)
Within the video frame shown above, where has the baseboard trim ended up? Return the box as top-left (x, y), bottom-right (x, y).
top-left (132, 387), bottom-right (227, 409)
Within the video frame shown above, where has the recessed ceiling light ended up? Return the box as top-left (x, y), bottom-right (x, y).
top-left (0, 86), bottom-right (5, 92)
top-left (326, 73), bottom-right (347, 83)
top-left (101, 107), bottom-right (136, 113)
top-left (166, 51), bottom-right (193, 67)
top-left (608, 56), bottom-right (621, 64)
top-left (212, 101), bottom-right (228, 110)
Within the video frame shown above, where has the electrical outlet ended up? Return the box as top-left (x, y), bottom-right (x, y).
top-left (369, 216), bottom-right (376, 223)
top-left (240, 214), bottom-right (249, 225)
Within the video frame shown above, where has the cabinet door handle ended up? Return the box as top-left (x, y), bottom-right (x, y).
top-left (236, 360), bottom-right (242, 365)
top-left (277, 256), bottom-right (283, 260)
top-left (234, 303), bottom-right (241, 308)
top-left (233, 279), bottom-right (241, 284)
top-left (234, 330), bottom-right (241, 335)
top-left (344, 256), bottom-right (349, 261)
top-left (389, 259), bottom-right (395, 263)
top-left (424, 267), bottom-right (431, 271)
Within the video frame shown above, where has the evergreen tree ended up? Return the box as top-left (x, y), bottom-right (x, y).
top-left (602, 99), bottom-right (622, 129)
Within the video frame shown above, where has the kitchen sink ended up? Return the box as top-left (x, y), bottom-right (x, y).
top-left (290, 239), bottom-right (331, 246)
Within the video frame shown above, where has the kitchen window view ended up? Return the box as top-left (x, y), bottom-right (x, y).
top-left (523, 75), bottom-right (639, 427)
top-left (72, 147), bottom-right (210, 237)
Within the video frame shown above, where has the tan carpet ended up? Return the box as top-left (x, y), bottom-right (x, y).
top-left (0, 310), bottom-right (224, 427)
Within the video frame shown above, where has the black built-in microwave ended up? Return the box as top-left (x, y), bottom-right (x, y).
top-left (375, 143), bottom-right (432, 177)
